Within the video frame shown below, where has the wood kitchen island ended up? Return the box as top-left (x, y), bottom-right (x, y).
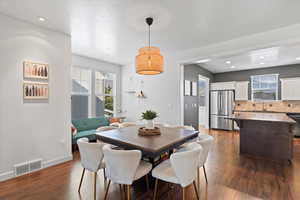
top-left (226, 112), bottom-right (296, 164)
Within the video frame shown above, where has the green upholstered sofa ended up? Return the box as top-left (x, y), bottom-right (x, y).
top-left (72, 117), bottom-right (110, 145)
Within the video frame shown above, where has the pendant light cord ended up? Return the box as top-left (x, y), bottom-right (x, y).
top-left (148, 24), bottom-right (151, 49)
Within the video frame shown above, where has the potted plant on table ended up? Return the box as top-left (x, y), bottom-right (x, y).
top-left (141, 110), bottom-right (158, 129)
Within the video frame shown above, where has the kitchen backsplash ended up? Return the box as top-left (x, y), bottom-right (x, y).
top-left (235, 100), bottom-right (300, 113)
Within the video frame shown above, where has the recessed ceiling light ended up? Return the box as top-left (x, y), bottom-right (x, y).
top-left (296, 57), bottom-right (300, 60)
top-left (196, 58), bottom-right (211, 63)
top-left (260, 62), bottom-right (265, 65)
top-left (38, 17), bottom-right (46, 22)
top-left (231, 66), bottom-right (236, 68)
top-left (226, 61), bottom-right (231, 64)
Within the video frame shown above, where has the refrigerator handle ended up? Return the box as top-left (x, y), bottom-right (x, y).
top-left (217, 92), bottom-right (220, 115)
top-left (218, 92), bottom-right (221, 115)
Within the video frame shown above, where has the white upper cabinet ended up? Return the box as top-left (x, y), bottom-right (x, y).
top-left (211, 81), bottom-right (249, 101)
top-left (281, 77), bottom-right (300, 100)
top-left (235, 81), bottom-right (249, 101)
top-left (210, 82), bottom-right (236, 90)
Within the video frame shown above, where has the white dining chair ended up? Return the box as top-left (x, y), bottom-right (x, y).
top-left (77, 138), bottom-right (106, 200)
top-left (103, 145), bottom-right (152, 200)
top-left (196, 134), bottom-right (214, 185)
top-left (152, 142), bottom-right (202, 200)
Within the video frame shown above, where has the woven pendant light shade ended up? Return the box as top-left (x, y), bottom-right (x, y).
top-left (135, 46), bottom-right (164, 75)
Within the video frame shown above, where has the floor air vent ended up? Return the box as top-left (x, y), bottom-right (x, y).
top-left (14, 162), bottom-right (29, 176)
top-left (14, 159), bottom-right (42, 176)
top-left (29, 159), bottom-right (42, 172)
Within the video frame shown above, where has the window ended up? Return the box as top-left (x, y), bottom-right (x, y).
top-left (71, 67), bottom-right (91, 120)
top-left (71, 67), bottom-right (117, 119)
top-left (251, 74), bottom-right (278, 101)
top-left (95, 71), bottom-right (116, 117)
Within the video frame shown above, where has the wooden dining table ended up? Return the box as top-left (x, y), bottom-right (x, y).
top-left (96, 125), bottom-right (199, 164)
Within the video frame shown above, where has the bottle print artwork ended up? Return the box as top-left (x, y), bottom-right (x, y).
top-left (24, 83), bottom-right (48, 99)
top-left (24, 61), bottom-right (48, 79)
top-left (32, 86), bottom-right (34, 96)
top-left (23, 61), bottom-right (49, 100)
top-left (25, 86), bottom-right (28, 96)
top-left (44, 67), bottom-right (48, 77)
top-left (34, 86), bottom-right (37, 96)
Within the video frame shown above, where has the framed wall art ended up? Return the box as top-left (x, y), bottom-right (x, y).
top-left (184, 80), bottom-right (191, 96)
top-left (192, 81), bottom-right (197, 96)
top-left (23, 61), bottom-right (49, 80)
top-left (23, 82), bottom-right (49, 100)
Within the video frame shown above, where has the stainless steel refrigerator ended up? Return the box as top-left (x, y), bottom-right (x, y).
top-left (210, 90), bottom-right (234, 130)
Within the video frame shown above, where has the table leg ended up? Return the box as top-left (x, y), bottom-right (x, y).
top-left (149, 157), bottom-right (155, 166)
top-left (169, 149), bottom-right (174, 157)
top-left (145, 156), bottom-right (162, 189)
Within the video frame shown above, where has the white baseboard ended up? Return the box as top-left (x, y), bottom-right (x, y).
top-left (43, 154), bottom-right (73, 168)
top-left (0, 171), bottom-right (14, 182)
top-left (0, 154), bottom-right (73, 182)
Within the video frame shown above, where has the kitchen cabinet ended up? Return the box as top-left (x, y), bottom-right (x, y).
top-left (228, 112), bottom-right (295, 162)
top-left (281, 77), bottom-right (300, 100)
top-left (235, 81), bottom-right (249, 101)
top-left (210, 82), bottom-right (235, 90)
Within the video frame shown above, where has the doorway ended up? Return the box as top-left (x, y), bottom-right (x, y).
top-left (182, 64), bottom-right (210, 130)
top-left (198, 75), bottom-right (210, 129)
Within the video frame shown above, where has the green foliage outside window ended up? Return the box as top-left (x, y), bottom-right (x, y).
top-left (105, 85), bottom-right (112, 95)
top-left (105, 96), bottom-right (113, 111)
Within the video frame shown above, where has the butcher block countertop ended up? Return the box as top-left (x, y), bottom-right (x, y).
top-left (226, 112), bottom-right (296, 124)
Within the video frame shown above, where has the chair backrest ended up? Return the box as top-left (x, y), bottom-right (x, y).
top-left (103, 145), bottom-right (141, 185)
top-left (170, 142), bottom-right (202, 187)
top-left (77, 138), bottom-right (105, 172)
top-left (197, 134), bottom-right (214, 167)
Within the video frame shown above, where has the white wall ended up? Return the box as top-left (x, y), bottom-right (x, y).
top-left (72, 54), bottom-right (122, 115)
top-left (0, 14), bottom-right (72, 181)
top-left (122, 53), bottom-right (182, 125)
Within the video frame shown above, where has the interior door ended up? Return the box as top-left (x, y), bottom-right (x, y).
top-left (184, 96), bottom-right (199, 130)
top-left (198, 79), bottom-right (207, 127)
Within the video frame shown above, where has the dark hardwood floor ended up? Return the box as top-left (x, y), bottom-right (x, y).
top-left (0, 129), bottom-right (300, 200)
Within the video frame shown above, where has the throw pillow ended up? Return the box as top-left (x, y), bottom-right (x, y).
top-left (109, 117), bottom-right (121, 123)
